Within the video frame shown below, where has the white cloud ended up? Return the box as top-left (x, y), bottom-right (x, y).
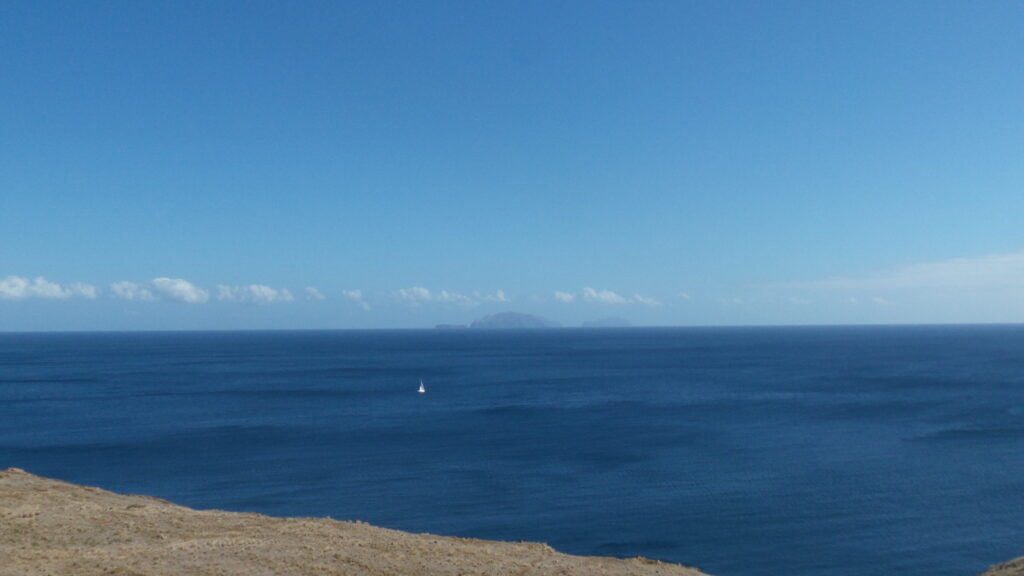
top-left (557, 287), bottom-right (661, 306)
top-left (151, 278), bottom-right (209, 303)
top-left (304, 287), bottom-right (326, 301)
top-left (217, 284), bottom-right (294, 304)
top-left (111, 281), bottom-right (156, 301)
top-left (478, 289), bottom-right (510, 303)
top-left (342, 289), bottom-right (370, 310)
top-left (395, 286), bottom-right (432, 302)
top-left (785, 250), bottom-right (1024, 291)
top-left (678, 292), bottom-right (691, 300)
top-left (394, 286), bottom-right (507, 308)
top-left (582, 287), bottom-right (630, 304)
top-left (70, 283), bottom-right (99, 299)
top-left (437, 290), bottom-right (475, 305)
top-left (0, 276), bottom-right (99, 300)
top-left (111, 278), bottom-right (208, 303)
top-left (631, 294), bottom-right (663, 307)
top-left (554, 291), bottom-right (576, 303)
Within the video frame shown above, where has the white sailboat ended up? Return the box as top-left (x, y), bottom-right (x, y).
top-left (418, 379), bottom-right (426, 394)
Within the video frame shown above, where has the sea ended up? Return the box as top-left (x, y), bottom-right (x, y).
top-left (1, 326), bottom-right (1021, 576)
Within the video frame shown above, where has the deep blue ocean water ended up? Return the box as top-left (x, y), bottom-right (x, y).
top-left (1, 326), bottom-right (1021, 576)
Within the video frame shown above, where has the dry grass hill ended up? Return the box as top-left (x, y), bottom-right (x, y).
top-left (2, 467), bottom-right (1020, 576)
top-left (0, 468), bottom-right (708, 576)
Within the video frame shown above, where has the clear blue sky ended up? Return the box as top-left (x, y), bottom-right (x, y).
top-left (2, 1), bottom-right (1023, 330)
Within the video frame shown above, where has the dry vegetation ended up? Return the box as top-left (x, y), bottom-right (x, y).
top-left (3, 468), bottom-right (1019, 576)
top-left (980, 558), bottom-right (1024, 576)
top-left (0, 468), bottom-right (710, 576)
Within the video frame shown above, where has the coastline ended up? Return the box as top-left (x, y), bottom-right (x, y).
top-left (982, 559), bottom-right (1024, 576)
top-left (2, 468), bottom-right (1020, 576)
top-left (0, 468), bottom-right (709, 576)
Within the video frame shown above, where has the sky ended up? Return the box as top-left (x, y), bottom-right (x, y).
top-left (2, 1), bottom-right (1024, 330)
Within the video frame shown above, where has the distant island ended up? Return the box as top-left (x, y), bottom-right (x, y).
top-left (581, 317), bottom-right (631, 328)
top-left (437, 314), bottom-right (634, 329)
top-left (437, 313), bottom-right (635, 329)
top-left (433, 312), bottom-right (561, 330)
top-left (471, 312), bottom-right (560, 329)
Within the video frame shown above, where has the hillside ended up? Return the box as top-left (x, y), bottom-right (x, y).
top-left (0, 468), bottom-right (708, 576)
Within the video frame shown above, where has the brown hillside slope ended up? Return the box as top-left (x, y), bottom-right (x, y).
top-left (0, 468), bottom-right (709, 576)
top-left (980, 558), bottom-right (1024, 576)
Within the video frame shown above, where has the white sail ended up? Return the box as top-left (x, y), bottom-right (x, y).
top-left (418, 380), bottom-right (426, 394)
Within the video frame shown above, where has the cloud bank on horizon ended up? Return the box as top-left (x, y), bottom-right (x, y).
top-left (0, 276), bottom-right (98, 301)
top-left (109, 278), bottom-right (210, 304)
top-left (393, 287), bottom-right (510, 308)
top-left (217, 284), bottom-right (294, 304)
top-left (554, 288), bottom-right (662, 307)
top-left (782, 251), bottom-right (1024, 292)
top-left (759, 250), bottom-right (1024, 322)
top-left (4, 249), bottom-right (1023, 326)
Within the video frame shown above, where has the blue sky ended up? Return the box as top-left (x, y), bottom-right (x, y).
top-left (2, 1), bottom-right (1023, 330)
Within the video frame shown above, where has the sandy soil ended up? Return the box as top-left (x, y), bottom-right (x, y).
top-left (0, 468), bottom-right (711, 576)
